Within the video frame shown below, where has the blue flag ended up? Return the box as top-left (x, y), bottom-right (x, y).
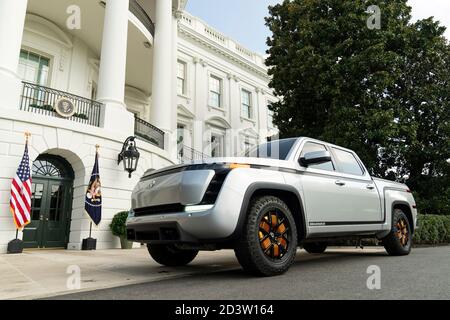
top-left (85, 151), bottom-right (102, 225)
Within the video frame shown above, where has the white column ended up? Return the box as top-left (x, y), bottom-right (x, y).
top-left (170, 12), bottom-right (180, 160)
top-left (192, 58), bottom-right (207, 154)
top-left (97, 0), bottom-right (134, 133)
top-left (151, 0), bottom-right (173, 150)
top-left (256, 88), bottom-right (266, 144)
top-left (0, 0), bottom-right (28, 110)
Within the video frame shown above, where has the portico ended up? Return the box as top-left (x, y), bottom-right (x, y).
top-left (0, 0), bottom-right (183, 253)
top-left (0, 0), bottom-right (180, 153)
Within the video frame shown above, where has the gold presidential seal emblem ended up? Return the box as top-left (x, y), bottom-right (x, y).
top-left (55, 97), bottom-right (76, 118)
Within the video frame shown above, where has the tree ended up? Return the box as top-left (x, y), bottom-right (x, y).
top-left (386, 18), bottom-right (450, 214)
top-left (266, 0), bottom-right (450, 214)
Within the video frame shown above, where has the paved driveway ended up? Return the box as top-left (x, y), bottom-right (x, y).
top-left (50, 246), bottom-right (449, 300)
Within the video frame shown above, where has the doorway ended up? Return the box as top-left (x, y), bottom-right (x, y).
top-left (23, 155), bottom-right (74, 249)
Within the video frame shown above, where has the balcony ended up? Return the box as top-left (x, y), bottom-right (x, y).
top-left (178, 145), bottom-right (210, 164)
top-left (129, 0), bottom-right (155, 37)
top-left (135, 116), bottom-right (165, 149)
top-left (20, 82), bottom-right (102, 127)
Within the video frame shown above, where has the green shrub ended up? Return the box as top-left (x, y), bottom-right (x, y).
top-left (29, 104), bottom-right (54, 112)
top-left (73, 113), bottom-right (89, 120)
top-left (110, 211), bottom-right (129, 238)
top-left (413, 214), bottom-right (450, 245)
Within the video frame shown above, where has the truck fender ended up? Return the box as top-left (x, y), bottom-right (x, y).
top-left (231, 182), bottom-right (307, 241)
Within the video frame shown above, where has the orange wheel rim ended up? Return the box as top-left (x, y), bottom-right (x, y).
top-left (395, 218), bottom-right (409, 247)
top-left (258, 209), bottom-right (290, 260)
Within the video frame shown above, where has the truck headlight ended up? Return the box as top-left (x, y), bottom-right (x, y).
top-left (184, 205), bottom-right (214, 213)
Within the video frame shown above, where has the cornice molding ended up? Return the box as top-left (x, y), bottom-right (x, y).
top-left (179, 25), bottom-right (270, 81)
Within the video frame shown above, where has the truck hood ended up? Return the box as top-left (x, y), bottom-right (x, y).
top-left (191, 157), bottom-right (293, 168)
top-left (142, 157), bottom-right (295, 179)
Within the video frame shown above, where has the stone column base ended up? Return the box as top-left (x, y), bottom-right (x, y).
top-left (100, 101), bottom-right (135, 136)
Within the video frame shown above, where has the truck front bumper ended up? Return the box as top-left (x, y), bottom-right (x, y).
top-left (126, 207), bottom-right (220, 244)
top-left (126, 181), bottom-right (245, 243)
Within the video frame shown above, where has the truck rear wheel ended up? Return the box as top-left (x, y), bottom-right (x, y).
top-left (147, 244), bottom-right (199, 266)
top-left (303, 242), bottom-right (327, 254)
top-left (234, 196), bottom-right (298, 277)
top-left (382, 209), bottom-right (412, 256)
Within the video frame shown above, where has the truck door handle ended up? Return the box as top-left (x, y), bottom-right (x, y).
top-left (366, 184), bottom-right (375, 190)
top-left (335, 180), bottom-right (346, 186)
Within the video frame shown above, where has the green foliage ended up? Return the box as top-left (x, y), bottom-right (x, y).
top-left (73, 113), bottom-right (89, 120)
top-left (29, 104), bottom-right (89, 121)
top-left (266, 0), bottom-right (450, 215)
top-left (29, 104), bottom-right (54, 112)
top-left (110, 211), bottom-right (129, 238)
top-left (413, 215), bottom-right (450, 245)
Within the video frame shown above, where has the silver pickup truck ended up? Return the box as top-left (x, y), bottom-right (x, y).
top-left (127, 137), bottom-right (417, 276)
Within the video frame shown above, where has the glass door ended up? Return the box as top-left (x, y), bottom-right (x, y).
top-left (22, 179), bottom-right (47, 248)
top-left (22, 179), bottom-right (73, 249)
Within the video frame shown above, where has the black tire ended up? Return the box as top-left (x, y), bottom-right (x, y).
top-left (147, 244), bottom-right (199, 266)
top-left (382, 209), bottom-right (412, 256)
top-left (303, 242), bottom-right (327, 254)
top-left (234, 196), bottom-right (298, 277)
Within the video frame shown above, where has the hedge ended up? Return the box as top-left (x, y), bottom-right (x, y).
top-left (413, 214), bottom-right (450, 245)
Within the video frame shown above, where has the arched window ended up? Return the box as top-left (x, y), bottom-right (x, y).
top-left (32, 155), bottom-right (74, 180)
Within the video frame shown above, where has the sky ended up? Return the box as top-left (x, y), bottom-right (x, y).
top-left (186, 0), bottom-right (450, 55)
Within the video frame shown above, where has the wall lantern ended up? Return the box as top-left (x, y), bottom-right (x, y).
top-left (118, 136), bottom-right (140, 178)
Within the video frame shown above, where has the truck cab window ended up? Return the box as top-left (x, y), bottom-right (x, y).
top-left (300, 142), bottom-right (334, 171)
top-left (332, 148), bottom-right (364, 176)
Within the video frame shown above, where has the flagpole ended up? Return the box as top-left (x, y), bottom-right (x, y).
top-left (89, 144), bottom-right (99, 240)
top-left (17, 132), bottom-right (31, 241)
top-left (82, 144), bottom-right (101, 251)
top-left (90, 144), bottom-right (99, 240)
top-left (8, 132), bottom-right (31, 254)
top-left (19, 132), bottom-right (31, 241)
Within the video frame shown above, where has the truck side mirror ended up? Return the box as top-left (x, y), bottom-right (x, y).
top-left (300, 150), bottom-right (332, 167)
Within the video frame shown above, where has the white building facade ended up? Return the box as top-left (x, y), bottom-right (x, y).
top-left (0, 0), bottom-right (277, 253)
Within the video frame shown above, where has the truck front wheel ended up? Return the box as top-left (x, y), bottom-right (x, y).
top-left (234, 196), bottom-right (298, 277)
top-left (382, 209), bottom-right (412, 256)
top-left (147, 244), bottom-right (199, 266)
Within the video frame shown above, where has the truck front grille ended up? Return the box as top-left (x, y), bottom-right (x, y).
top-left (200, 168), bottom-right (230, 205)
top-left (134, 203), bottom-right (185, 217)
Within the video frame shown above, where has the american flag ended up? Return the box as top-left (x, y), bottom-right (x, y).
top-left (10, 142), bottom-right (32, 229)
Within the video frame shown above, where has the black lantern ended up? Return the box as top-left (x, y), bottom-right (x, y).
top-left (118, 136), bottom-right (140, 178)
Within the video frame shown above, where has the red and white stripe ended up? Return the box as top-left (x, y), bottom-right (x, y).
top-left (10, 175), bottom-right (32, 229)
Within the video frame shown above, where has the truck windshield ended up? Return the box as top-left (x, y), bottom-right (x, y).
top-left (244, 138), bottom-right (298, 160)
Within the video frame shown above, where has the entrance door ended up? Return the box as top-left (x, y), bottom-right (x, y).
top-left (23, 155), bottom-right (74, 249)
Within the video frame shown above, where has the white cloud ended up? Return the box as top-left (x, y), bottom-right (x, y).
top-left (409, 0), bottom-right (450, 39)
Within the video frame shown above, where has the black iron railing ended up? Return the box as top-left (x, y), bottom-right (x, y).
top-left (135, 116), bottom-right (165, 149)
top-left (178, 145), bottom-right (210, 163)
top-left (129, 0), bottom-right (155, 37)
top-left (20, 82), bottom-right (102, 127)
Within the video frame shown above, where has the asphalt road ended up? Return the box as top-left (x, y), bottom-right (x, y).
top-left (51, 246), bottom-right (449, 300)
